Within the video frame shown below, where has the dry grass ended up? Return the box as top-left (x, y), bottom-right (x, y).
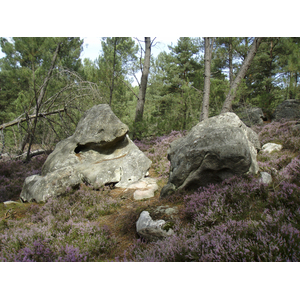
top-left (93, 171), bottom-right (186, 260)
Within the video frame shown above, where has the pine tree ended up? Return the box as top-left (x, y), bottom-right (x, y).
top-left (97, 37), bottom-right (138, 106)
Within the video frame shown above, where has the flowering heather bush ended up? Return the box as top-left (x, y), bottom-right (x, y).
top-left (134, 131), bottom-right (186, 180)
top-left (0, 211), bottom-right (117, 262)
top-left (184, 175), bottom-right (269, 224)
top-left (0, 155), bottom-right (47, 202)
top-left (278, 156), bottom-right (300, 185)
top-left (121, 175), bottom-right (300, 262)
top-left (8, 239), bottom-right (88, 262)
top-left (123, 218), bottom-right (300, 262)
top-left (120, 171), bottom-right (300, 261)
top-left (2, 119), bottom-right (300, 262)
top-left (253, 120), bottom-right (300, 151)
top-left (0, 185), bottom-right (118, 262)
top-left (269, 181), bottom-right (300, 212)
top-left (257, 151), bottom-right (292, 174)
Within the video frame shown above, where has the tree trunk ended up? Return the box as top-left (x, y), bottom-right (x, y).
top-left (134, 37), bottom-right (151, 124)
top-left (200, 37), bottom-right (213, 121)
top-left (109, 38), bottom-right (117, 106)
top-left (25, 42), bottom-right (61, 161)
top-left (221, 37), bottom-right (263, 114)
top-left (228, 38), bottom-right (233, 87)
top-left (266, 38), bottom-right (274, 106)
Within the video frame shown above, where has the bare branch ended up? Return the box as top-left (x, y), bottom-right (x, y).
top-left (116, 75), bottom-right (139, 99)
top-left (150, 37), bottom-right (157, 47)
top-left (36, 42), bottom-right (62, 111)
top-left (134, 37), bottom-right (145, 54)
top-left (132, 71), bottom-right (140, 87)
top-left (190, 85), bottom-right (203, 95)
top-left (0, 108), bottom-right (67, 130)
top-left (14, 149), bottom-right (52, 161)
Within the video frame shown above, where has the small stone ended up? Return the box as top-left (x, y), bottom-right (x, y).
top-left (136, 211), bottom-right (174, 241)
top-left (3, 201), bottom-right (20, 205)
top-left (129, 177), bottom-right (159, 200)
top-left (128, 181), bottom-right (148, 189)
top-left (165, 207), bottom-right (179, 215)
top-left (261, 143), bottom-right (282, 154)
top-left (155, 206), bottom-right (178, 215)
top-left (259, 172), bottom-right (272, 185)
top-left (133, 189), bottom-right (155, 200)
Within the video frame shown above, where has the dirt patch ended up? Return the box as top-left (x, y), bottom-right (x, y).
top-left (96, 176), bottom-right (186, 260)
top-left (97, 187), bottom-right (162, 260)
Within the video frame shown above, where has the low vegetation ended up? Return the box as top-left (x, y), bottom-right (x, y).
top-left (0, 120), bottom-right (300, 261)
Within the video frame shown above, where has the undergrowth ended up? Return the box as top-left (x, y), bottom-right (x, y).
top-left (1, 122), bottom-right (300, 261)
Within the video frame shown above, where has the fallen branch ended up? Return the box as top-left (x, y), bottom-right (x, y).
top-left (3, 208), bottom-right (16, 219)
top-left (14, 149), bottom-right (52, 160)
top-left (0, 108), bottom-right (67, 130)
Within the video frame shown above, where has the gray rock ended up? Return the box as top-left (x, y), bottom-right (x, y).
top-left (235, 107), bottom-right (264, 127)
top-left (0, 153), bottom-right (10, 161)
top-left (161, 112), bottom-right (260, 198)
top-left (20, 166), bottom-right (82, 203)
top-left (273, 99), bottom-right (300, 121)
top-left (154, 205), bottom-right (179, 216)
top-left (129, 178), bottom-right (159, 200)
top-left (20, 104), bottom-right (152, 203)
top-left (261, 143), bottom-right (282, 154)
top-left (136, 211), bottom-right (174, 241)
top-left (259, 172), bottom-right (272, 185)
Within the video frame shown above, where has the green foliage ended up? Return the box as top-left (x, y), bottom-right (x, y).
top-left (0, 37), bottom-right (107, 153)
top-left (2, 36), bottom-right (300, 151)
top-left (141, 38), bottom-right (204, 136)
top-left (96, 37), bottom-right (138, 104)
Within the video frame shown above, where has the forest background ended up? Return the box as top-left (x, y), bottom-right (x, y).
top-left (1, 35), bottom-right (300, 159)
top-left (1, 1), bottom-right (299, 299)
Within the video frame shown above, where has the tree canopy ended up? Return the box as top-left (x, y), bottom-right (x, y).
top-left (1, 37), bottom-right (300, 154)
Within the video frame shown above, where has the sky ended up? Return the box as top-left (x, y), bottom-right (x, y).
top-left (0, 37), bottom-right (181, 87)
top-left (0, 37), bottom-right (180, 61)
top-left (80, 37), bottom-right (180, 86)
top-left (80, 37), bottom-right (179, 61)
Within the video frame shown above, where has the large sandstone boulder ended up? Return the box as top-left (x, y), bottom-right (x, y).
top-left (20, 104), bottom-right (152, 203)
top-left (273, 99), bottom-right (300, 121)
top-left (160, 112), bottom-right (260, 198)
